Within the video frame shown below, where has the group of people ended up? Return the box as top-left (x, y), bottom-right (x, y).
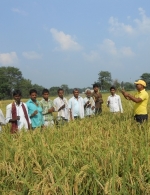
top-left (0, 79), bottom-right (149, 132)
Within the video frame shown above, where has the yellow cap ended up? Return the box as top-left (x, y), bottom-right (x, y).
top-left (134, 80), bottom-right (146, 87)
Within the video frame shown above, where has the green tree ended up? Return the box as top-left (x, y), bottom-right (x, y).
top-left (121, 81), bottom-right (124, 89)
top-left (19, 78), bottom-right (33, 98)
top-left (32, 84), bottom-right (44, 97)
top-left (98, 71), bottom-right (112, 90)
top-left (61, 84), bottom-right (69, 95)
top-left (49, 87), bottom-right (60, 96)
top-left (140, 73), bottom-right (150, 89)
top-left (124, 82), bottom-right (135, 91)
top-left (112, 79), bottom-right (120, 89)
top-left (0, 66), bottom-right (22, 99)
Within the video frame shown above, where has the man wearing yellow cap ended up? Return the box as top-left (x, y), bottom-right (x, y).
top-left (121, 80), bottom-right (149, 123)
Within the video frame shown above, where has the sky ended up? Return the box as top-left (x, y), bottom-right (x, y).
top-left (0, 0), bottom-right (150, 88)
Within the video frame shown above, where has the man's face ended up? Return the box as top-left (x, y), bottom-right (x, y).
top-left (30, 92), bottom-right (37, 101)
top-left (110, 89), bottom-right (115, 95)
top-left (73, 90), bottom-right (79, 98)
top-left (58, 90), bottom-right (64, 99)
top-left (14, 94), bottom-right (21, 103)
top-left (43, 92), bottom-right (49, 100)
top-left (86, 90), bottom-right (91, 98)
top-left (93, 87), bottom-right (99, 92)
top-left (136, 84), bottom-right (143, 91)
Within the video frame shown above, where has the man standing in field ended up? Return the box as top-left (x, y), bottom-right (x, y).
top-left (121, 80), bottom-right (149, 123)
top-left (26, 89), bottom-right (44, 129)
top-left (39, 89), bottom-right (55, 127)
top-left (107, 86), bottom-right (123, 114)
top-left (92, 84), bottom-right (103, 115)
top-left (84, 89), bottom-right (95, 117)
top-left (53, 88), bottom-right (69, 124)
top-left (0, 109), bottom-right (6, 131)
top-left (6, 90), bottom-right (31, 133)
top-left (68, 88), bottom-right (84, 120)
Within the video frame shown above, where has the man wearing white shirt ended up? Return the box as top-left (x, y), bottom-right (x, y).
top-left (6, 90), bottom-right (31, 133)
top-left (53, 88), bottom-right (69, 123)
top-left (68, 88), bottom-right (84, 120)
top-left (107, 86), bottom-right (123, 113)
top-left (0, 109), bottom-right (5, 131)
top-left (84, 89), bottom-right (95, 117)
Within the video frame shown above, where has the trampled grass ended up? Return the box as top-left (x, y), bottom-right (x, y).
top-left (0, 92), bottom-right (150, 194)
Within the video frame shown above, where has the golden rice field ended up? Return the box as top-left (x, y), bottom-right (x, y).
top-left (0, 92), bottom-right (150, 195)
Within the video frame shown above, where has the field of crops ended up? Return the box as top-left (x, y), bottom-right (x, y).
top-left (0, 92), bottom-right (150, 195)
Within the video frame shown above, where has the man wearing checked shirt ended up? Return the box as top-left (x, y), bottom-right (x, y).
top-left (40, 89), bottom-right (55, 127)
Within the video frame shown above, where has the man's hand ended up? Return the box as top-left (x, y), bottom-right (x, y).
top-left (48, 107), bottom-right (54, 113)
top-left (61, 104), bottom-right (65, 109)
top-left (13, 116), bottom-right (20, 121)
top-left (120, 90), bottom-right (130, 100)
top-left (122, 91), bottom-right (129, 97)
top-left (91, 106), bottom-right (95, 110)
top-left (31, 110), bottom-right (38, 117)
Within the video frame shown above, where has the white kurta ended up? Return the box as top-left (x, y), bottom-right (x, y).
top-left (84, 97), bottom-right (95, 116)
top-left (6, 102), bottom-right (31, 130)
top-left (107, 94), bottom-right (123, 113)
top-left (0, 109), bottom-right (5, 131)
top-left (53, 97), bottom-right (69, 119)
top-left (68, 96), bottom-right (84, 119)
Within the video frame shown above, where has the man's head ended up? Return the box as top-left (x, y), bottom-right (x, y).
top-left (29, 89), bottom-right (37, 102)
top-left (134, 80), bottom-right (146, 91)
top-left (57, 88), bottom-right (64, 99)
top-left (42, 89), bottom-right (49, 100)
top-left (93, 84), bottom-right (99, 93)
top-left (85, 89), bottom-right (92, 98)
top-left (13, 90), bottom-right (22, 103)
top-left (73, 88), bottom-right (79, 98)
top-left (110, 86), bottom-right (116, 96)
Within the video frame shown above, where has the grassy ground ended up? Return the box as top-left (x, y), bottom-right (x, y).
top-left (0, 91), bottom-right (150, 194)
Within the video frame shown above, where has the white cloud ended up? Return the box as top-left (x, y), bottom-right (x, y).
top-left (120, 47), bottom-right (135, 57)
top-left (22, 51), bottom-right (42, 60)
top-left (83, 39), bottom-right (135, 64)
top-left (0, 52), bottom-right (18, 65)
top-left (11, 8), bottom-right (28, 16)
top-left (100, 39), bottom-right (118, 55)
top-left (99, 39), bottom-right (135, 58)
top-left (109, 17), bottom-right (134, 35)
top-left (50, 28), bottom-right (82, 51)
top-left (83, 51), bottom-right (101, 62)
top-left (134, 8), bottom-right (150, 33)
top-left (109, 8), bottom-right (150, 36)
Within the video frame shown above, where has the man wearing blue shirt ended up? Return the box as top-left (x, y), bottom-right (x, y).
top-left (26, 89), bottom-right (44, 129)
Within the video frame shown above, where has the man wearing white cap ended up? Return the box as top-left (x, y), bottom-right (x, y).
top-left (121, 80), bottom-right (149, 123)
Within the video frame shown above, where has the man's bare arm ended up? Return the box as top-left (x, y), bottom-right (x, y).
top-left (121, 90), bottom-right (142, 103)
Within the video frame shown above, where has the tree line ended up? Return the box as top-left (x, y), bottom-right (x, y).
top-left (0, 67), bottom-right (149, 100)
top-left (0, 67), bottom-right (88, 99)
top-left (94, 71), bottom-right (150, 91)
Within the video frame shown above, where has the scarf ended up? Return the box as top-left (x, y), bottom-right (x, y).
top-left (11, 102), bottom-right (30, 133)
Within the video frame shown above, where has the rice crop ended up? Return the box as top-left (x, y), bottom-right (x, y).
top-left (0, 92), bottom-right (150, 195)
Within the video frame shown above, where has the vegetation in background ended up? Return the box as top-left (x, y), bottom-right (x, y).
top-left (1, 66), bottom-right (150, 99)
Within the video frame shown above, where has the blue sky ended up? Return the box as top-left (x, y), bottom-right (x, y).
top-left (0, 0), bottom-right (150, 88)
